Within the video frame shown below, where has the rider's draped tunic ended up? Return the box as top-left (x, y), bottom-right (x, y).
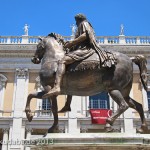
top-left (66, 20), bottom-right (116, 67)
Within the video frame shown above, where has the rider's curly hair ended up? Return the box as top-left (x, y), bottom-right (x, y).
top-left (75, 13), bottom-right (87, 21)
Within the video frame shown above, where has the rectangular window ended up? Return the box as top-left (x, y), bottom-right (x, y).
top-left (42, 98), bottom-right (51, 116)
top-left (89, 92), bottom-right (110, 109)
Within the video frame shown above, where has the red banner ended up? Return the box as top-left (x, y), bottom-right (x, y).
top-left (90, 109), bottom-right (112, 125)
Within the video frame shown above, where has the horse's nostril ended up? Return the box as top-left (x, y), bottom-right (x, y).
top-left (36, 58), bottom-right (39, 63)
top-left (31, 57), bottom-right (35, 63)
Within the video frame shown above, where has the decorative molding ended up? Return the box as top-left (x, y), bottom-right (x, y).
top-left (16, 68), bottom-right (28, 78)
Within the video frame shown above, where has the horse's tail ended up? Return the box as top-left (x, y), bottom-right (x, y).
top-left (130, 55), bottom-right (148, 91)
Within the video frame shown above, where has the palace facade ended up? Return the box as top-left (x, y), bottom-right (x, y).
top-left (0, 33), bottom-right (150, 150)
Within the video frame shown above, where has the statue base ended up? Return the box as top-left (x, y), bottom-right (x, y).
top-left (24, 133), bottom-right (150, 150)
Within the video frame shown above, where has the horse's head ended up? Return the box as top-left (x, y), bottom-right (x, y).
top-left (31, 37), bottom-right (45, 64)
top-left (32, 33), bottom-right (65, 64)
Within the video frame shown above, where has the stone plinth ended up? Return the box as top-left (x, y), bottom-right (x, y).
top-left (24, 133), bottom-right (150, 150)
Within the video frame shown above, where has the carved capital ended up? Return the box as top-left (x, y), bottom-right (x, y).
top-left (2, 128), bottom-right (9, 134)
top-left (0, 74), bottom-right (8, 90)
top-left (16, 68), bottom-right (28, 78)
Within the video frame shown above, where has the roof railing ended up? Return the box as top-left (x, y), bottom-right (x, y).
top-left (0, 35), bottom-right (150, 45)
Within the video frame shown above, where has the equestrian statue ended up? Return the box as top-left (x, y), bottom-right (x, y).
top-left (25, 13), bottom-right (148, 136)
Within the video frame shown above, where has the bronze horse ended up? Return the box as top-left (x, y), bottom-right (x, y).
top-left (25, 33), bottom-right (148, 136)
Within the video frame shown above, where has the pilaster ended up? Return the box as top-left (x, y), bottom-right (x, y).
top-left (10, 68), bottom-right (28, 150)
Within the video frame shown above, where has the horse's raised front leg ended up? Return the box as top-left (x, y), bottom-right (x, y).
top-left (106, 90), bottom-right (129, 132)
top-left (44, 95), bottom-right (58, 137)
top-left (58, 95), bottom-right (72, 113)
top-left (25, 91), bottom-right (45, 122)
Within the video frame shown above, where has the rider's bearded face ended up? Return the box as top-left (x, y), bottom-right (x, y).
top-left (75, 18), bottom-right (82, 27)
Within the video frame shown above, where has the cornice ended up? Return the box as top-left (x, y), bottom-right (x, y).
top-left (0, 52), bottom-right (34, 58)
top-left (0, 45), bottom-right (149, 58)
top-left (0, 44), bottom-right (37, 51)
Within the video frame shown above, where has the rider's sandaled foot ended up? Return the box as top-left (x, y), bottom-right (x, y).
top-left (58, 106), bottom-right (71, 113)
top-left (42, 88), bottom-right (60, 98)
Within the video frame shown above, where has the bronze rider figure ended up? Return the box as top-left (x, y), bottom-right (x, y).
top-left (43, 13), bottom-right (116, 97)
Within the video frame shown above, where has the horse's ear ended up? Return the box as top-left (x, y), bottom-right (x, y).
top-left (48, 33), bottom-right (57, 40)
top-left (48, 33), bottom-right (53, 37)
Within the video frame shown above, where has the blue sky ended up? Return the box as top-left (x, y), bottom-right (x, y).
top-left (0, 0), bottom-right (150, 36)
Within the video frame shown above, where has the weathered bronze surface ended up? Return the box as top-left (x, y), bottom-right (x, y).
top-left (25, 14), bottom-right (148, 136)
top-left (43, 13), bottom-right (116, 97)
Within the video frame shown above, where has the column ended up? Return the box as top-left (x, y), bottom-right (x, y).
top-left (10, 68), bottom-right (28, 150)
top-left (68, 96), bottom-right (81, 133)
top-left (2, 129), bottom-right (9, 150)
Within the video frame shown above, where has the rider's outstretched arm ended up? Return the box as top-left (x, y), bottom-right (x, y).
top-left (65, 32), bottom-right (87, 48)
top-left (72, 32), bottom-right (87, 45)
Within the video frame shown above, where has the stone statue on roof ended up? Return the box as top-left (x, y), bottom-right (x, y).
top-left (23, 24), bottom-right (29, 36)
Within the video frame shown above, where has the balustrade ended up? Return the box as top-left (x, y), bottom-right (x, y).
top-left (0, 35), bottom-right (150, 45)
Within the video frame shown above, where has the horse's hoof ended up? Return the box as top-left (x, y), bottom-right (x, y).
top-left (47, 126), bottom-right (59, 133)
top-left (43, 132), bottom-right (47, 137)
top-left (58, 106), bottom-right (71, 113)
top-left (105, 126), bottom-right (114, 132)
top-left (105, 123), bottom-right (114, 132)
top-left (27, 115), bottom-right (33, 122)
top-left (25, 109), bottom-right (33, 122)
top-left (47, 128), bottom-right (55, 133)
top-left (106, 118), bottom-right (113, 125)
top-left (136, 124), bottom-right (148, 134)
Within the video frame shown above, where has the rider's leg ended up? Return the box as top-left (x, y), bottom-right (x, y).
top-left (43, 56), bottom-right (75, 98)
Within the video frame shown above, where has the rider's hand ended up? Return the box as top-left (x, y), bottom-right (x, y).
top-left (64, 41), bottom-right (73, 48)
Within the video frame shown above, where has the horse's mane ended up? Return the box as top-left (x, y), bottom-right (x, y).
top-left (47, 32), bottom-right (65, 45)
